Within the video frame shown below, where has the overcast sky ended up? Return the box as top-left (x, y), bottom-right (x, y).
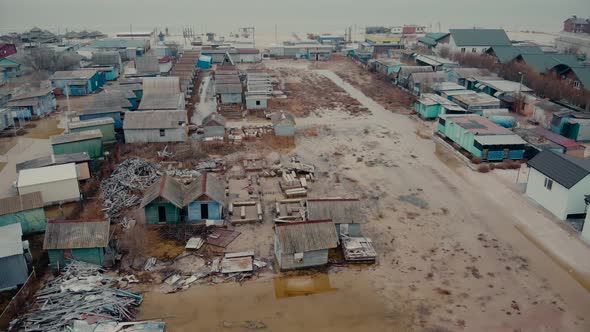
top-left (0, 0), bottom-right (588, 35)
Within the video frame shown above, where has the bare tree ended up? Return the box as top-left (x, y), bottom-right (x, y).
top-left (23, 48), bottom-right (81, 72)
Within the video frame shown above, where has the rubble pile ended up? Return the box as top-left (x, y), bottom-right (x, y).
top-left (101, 158), bottom-right (161, 219)
top-left (13, 261), bottom-right (143, 332)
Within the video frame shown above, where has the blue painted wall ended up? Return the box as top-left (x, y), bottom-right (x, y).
top-left (80, 111), bottom-right (123, 129)
top-left (187, 201), bottom-right (222, 221)
top-left (48, 247), bottom-right (105, 270)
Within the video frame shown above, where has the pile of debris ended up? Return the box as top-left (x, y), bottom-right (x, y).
top-left (12, 261), bottom-right (143, 331)
top-left (227, 125), bottom-right (273, 142)
top-left (101, 158), bottom-right (161, 219)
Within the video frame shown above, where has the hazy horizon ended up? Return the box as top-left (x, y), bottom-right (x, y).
top-left (0, 0), bottom-right (588, 37)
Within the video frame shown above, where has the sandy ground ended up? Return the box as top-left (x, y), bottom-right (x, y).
top-left (137, 59), bottom-right (590, 332)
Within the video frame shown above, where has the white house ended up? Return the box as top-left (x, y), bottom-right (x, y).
top-left (17, 163), bottom-right (81, 206)
top-left (436, 29), bottom-right (512, 55)
top-left (525, 151), bottom-right (590, 220)
top-left (124, 110), bottom-right (188, 143)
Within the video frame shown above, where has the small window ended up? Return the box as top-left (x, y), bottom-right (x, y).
top-left (461, 48), bottom-right (466, 53)
top-left (544, 178), bottom-right (553, 190)
top-left (472, 48), bottom-right (477, 53)
top-left (256, 100), bottom-right (261, 106)
top-left (294, 252), bottom-right (304, 262)
top-left (159, 129), bottom-right (165, 137)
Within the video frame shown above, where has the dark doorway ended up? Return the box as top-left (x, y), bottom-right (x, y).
top-left (158, 206), bottom-right (166, 222)
top-left (201, 204), bottom-right (209, 219)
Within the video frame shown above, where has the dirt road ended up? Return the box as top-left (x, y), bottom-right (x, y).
top-left (140, 60), bottom-right (590, 331)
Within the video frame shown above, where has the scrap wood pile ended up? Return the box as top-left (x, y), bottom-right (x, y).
top-left (12, 261), bottom-right (142, 332)
top-left (101, 158), bottom-right (161, 220)
top-left (158, 224), bottom-right (209, 243)
top-left (227, 125), bottom-right (273, 143)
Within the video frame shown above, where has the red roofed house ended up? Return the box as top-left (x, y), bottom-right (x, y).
top-left (0, 43), bottom-right (17, 59)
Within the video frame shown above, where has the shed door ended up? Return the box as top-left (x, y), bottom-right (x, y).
top-left (201, 204), bottom-right (209, 219)
top-left (158, 206), bottom-right (166, 222)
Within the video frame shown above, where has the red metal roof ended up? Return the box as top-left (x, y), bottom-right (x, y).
top-left (533, 127), bottom-right (583, 149)
top-left (238, 49), bottom-right (260, 54)
top-left (158, 56), bottom-right (172, 63)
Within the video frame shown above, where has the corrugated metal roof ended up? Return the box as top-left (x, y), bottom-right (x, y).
top-left (50, 70), bottom-right (97, 80)
top-left (90, 91), bottom-right (133, 109)
top-left (527, 150), bottom-right (590, 189)
top-left (215, 83), bottom-right (242, 94)
top-left (123, 110), bottom-right (187, 129)
top-left (477, 79), bottom-right (533, 93)
top-left (142, 77), bottom-right (180, 94)
top-left (16, 152), bottom-right (90, 172)
top-left (0, 223), bottom-right (23, 258)
top-left (453, 92), bottom-right (501, 107)
top-left (91, 51), bottom-right (121, 65)
top-left (140, 175), bottom-right (184, 208)
top-left (18, 163), bottom-right (78, 187)
top-left (68, 118), bottom-right (114, 129)
top-left (409, 71), bottom-right (447, 84)
top-left (43, 219), bottom-right (109, 250)
top-left (447, 67), bottom-right (498, 80)
top-left (398, 66), bottom-right (433, 79)
top-left (489, 46), bottom-right (544, 64)
top-left (442, 115), bottom-right (513, 135)
top-left (533, 127), bottom-right (583, 148)
top-left (449, 29), bottom-right (511, 47)
top-left (0, 192), bottom-right (43, 216)
top-left (79, 107), bottom-right (123, 116)
top-left (50, 129), bottom-right (103, 145)
top-left (271, 111), bottom-right (295, 126)
top-left (136, 55), bottom-right (160, 74)
top-left (138, 92), bottom-right (184, 110)
top-left (276, 220), bottom-right (339, 253)
top-left (8, 87), bottom-right (53, 101)
top-left (184, 173), bottom-right (226, 206)
top-left (307, 198), bottom-right (362, 224)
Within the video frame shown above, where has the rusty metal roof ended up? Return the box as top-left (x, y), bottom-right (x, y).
top-left (184, 173), bottom-right (226, 206)
top-left (275, 220), bottom-right (339, 253)
top-left (140, 175), bottom-right (185, 208)
top-left (0, 192), bottom-right (44, 216)
top-left (43, 219), bottom-right (109, 250)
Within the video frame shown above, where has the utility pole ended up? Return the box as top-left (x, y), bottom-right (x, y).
top-left (275, 24), bottom-right (278, 44)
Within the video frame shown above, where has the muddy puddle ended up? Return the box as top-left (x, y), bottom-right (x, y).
top-left (434, 143), bottom-right (462, 171)
top-left (0, 116), bottom-right (63, 155)
top-left (139, 270), bottom-right (404, 331)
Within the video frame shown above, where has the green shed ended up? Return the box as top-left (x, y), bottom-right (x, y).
top-left (68, 118), bottom-right (116, 144)
top-left (0, 192), bottom-right (46, 235)
top-left (50, 129), bottom-right (104, 159)
top-left (141, 175), bottom-right (185, 224)
top-left (43, 219), bottom-right (110, 270)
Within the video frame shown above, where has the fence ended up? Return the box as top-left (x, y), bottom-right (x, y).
top-left (0, 269), bottom-right (37, 329)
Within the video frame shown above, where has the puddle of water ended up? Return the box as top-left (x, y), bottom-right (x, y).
top-left (398, 194), bottom-right (428, 209)
top-left (273, 273), bottom-right (336, 299)
top-left (434, 143), bottom-right (462, 171)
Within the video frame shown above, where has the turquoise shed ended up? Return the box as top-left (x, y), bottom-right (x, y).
top-left (438, 114), bottom-right (527, 161)
top-left (141, 175), bottom-right (185, 224)
top-left (43, 219), bottom-right (111, 270)
top-left (49, 70), bottom-right (103, 96)
top-left (68, 118), bottom-right (116, 144)
top-left (79, 108), bottom-right (124, 129)
top-left (50, 129), bottom-right (104, 159)
top-left (415, 93), bottom-right (465, 120)
top-left (0, 192), bottom-right (46, 235)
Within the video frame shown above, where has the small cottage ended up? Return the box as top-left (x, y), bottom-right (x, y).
top-left (525, 151), bottom-right (590, 220)
top-left (141, 175), bottom-right (185, 224)
top-left (50, 129), bottom-right (104, 159)
top-left (274, 220), bottom-right (339, 270)
top-left (17, 163), bottom-right (80, 206)
top-left (0, 223), bottom-right (30, 289)
top-left (216, 83), bottom-right (243, 104)
top-left (0, 58), bottom-right (22, 77)
top-left (245, 95), bottom-right (269, 110)
top-left (68, 118), bottom-right (116, 144)
top-left (7, 87), bottom-right (56, 119)
top-left (44, 219), bottom-right (111, 269)
top-left (415, 93), bottom-right (465, 120)
top-left (202, 112), bottom-right (226, 139)
top-left (50, 70), bottom-right (103, 96)
top-left (307, 198), bottom-right (362, 236)
top-left (271, 111), bottom-right (296, 137)
top-left (0, 192), bottom-right (46, 235)
top-left (124, 110), bottom-right (188, 143)
top-left (184, 173), bottom-right (226, 222)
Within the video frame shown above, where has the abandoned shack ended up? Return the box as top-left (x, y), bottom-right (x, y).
top-left (49, 70), bottom-right (103, 96)
top-left (306, 198), bottom-right (363, 236)
top-left (271, 111), bottom-right (296, 136)
top-left (17, 163), bottom-right (80, 206)
top-left (0, 192), bottom-right (46, 235)
top-left (68, 118), bottom-right (116, 144)
top-left (141, 175), bottom-right (185, 224)
top-left (16, 152), bottom-right (91, 181)
top-left (0, 223), bottom-right (30, 290)
top-left (44, 219), bottom-right (111, 269)
top-left (274, 220), bottom-right (339, 270)
top-left (6, 87), bottom-right (56, 119)
top-left (50, 129), bottom-right (104, 159)
top-left (123, 110), bottom-right (188, 143)
top-left (184, 173), bottom-right (226, 222)
top-left (202, 112), bottom-right (226, 139)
